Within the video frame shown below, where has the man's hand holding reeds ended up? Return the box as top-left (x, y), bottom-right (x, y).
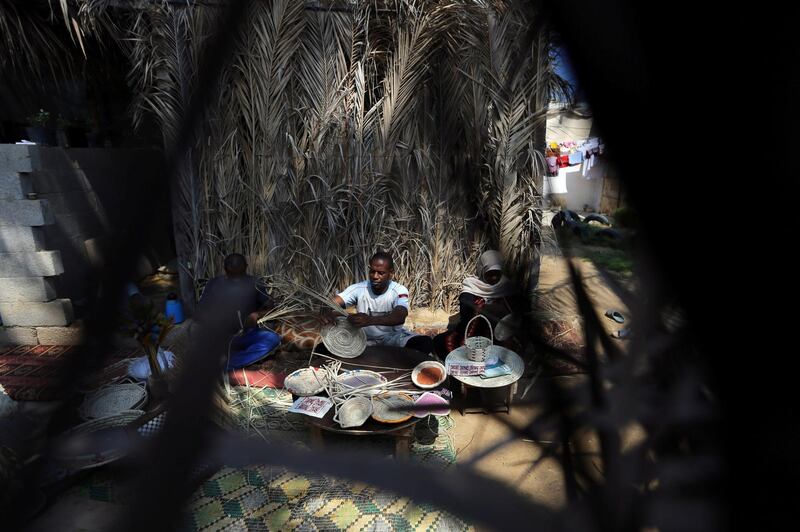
top-left (347, 313), bottom-right (373, 328)
top-left (319, 309), bottom-right (338, 325)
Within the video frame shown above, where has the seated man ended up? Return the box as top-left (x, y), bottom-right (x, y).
top-left (323, 252), bottom-right (434, 356)
top-left (197, 253), bottom-right (280, 370)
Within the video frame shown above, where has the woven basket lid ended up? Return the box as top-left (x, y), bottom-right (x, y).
top-left (79, 383), bottom-right (147, 420)
top-left (320, 318), bottom-right (367, 358)
top-left (445, 345), bottom-right (524, 388)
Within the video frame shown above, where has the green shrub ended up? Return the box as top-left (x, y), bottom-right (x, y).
top-left (612, 206), bottom-right (638, 229)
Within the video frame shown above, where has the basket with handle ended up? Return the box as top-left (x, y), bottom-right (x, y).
top-left (464, 314), bottom-right (493, 362)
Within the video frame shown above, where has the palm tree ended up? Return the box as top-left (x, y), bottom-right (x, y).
top-left (48, 0), bottom-right (571, 312)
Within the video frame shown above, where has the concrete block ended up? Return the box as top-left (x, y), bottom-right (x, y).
top-left (0, 277), bottom-right (57, 302)
top-left (37, 190), bottom-right (96, 217)
top-left (29, 149), bottom-right (89, 194)
top-left (0, 199), bottom-right (54, 226)
top-left (0, 172), bottom-right (33, 200)
top-left (42, 212), bottom-right (88, 241)
top-left (0, 144), bottom-right (35, 174)
top-left (0, 251), bottom-right (64, 277)
top-left (0, 326), bottom-right (38, 345)
top-left (36, 322), bottom-right (85, 345)
top-left (0, 299), bottom-right (74, 326)
top-left (0, 225), bottom-right (45, 252)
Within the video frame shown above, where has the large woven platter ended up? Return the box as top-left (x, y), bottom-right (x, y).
top-left (79, 382), bottom-right (147, 420)
top-left (445, 345), bottom-right (524, 388)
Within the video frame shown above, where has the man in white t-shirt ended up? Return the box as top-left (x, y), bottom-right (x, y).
top-left (323, 252), bottom-right (434, 356)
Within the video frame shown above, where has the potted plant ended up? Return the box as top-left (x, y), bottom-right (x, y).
top-left (25, 109), bottom-right (55, 146)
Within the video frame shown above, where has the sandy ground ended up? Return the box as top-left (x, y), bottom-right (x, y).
top-left (537, 255), bottom-right (631, 331)
top-left (450, 401), bottom-right (568, 510)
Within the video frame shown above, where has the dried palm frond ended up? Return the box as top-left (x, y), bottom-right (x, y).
top-left (0, 0), bottom-right (76, 87)
top-left (268, 275), bottom-right (348, 316)
top-left (101, 0), bottom-right (568, 311)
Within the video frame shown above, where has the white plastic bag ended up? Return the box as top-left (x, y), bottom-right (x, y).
top-left (127, 348), bottom-right (176, 381)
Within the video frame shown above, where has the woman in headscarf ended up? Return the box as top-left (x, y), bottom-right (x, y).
top-left (433, 250), bottom-right (523, 358)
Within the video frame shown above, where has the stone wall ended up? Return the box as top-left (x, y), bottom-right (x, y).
top-left (1, 144), bottom-right (171, 345)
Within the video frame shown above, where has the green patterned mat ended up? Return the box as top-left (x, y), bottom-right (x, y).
top-left (181, 464), bottom-right (470, 531)
top-left (67, 387), bottom-right (470, 531)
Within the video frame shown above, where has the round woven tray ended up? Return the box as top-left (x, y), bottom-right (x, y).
top-left (320, 317), bottom-right (367, 358)
top-left (334, 370), bottom-right (388, 396)
top-left (446, 345), bottom-right (524, 388)
top-left (79, 382), bottom-right (147, 420)
top-left (53, 410), bottom-right (145, 471)
top-left (371, 392), bottom-right (414, 423)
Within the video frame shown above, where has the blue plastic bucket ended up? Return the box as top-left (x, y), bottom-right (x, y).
top-left (165, 296), bottom-right (185, 324)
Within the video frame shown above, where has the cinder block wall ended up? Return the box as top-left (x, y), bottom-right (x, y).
top-left (1, 144), bottom-right (171, 345)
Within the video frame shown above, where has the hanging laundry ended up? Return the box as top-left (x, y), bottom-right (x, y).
top-left (545, 147), bottom-right (559, 176)
top-left (547, 156), bottom-right (558, 176)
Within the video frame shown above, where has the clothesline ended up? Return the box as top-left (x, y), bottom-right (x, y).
top-left (545, 136), bottom-right (605, 178)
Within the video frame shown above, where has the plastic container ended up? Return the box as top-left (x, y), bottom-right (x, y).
top-left (164, 293), bottom-right (184, 324)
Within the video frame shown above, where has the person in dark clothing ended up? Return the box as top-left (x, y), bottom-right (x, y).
top-left (433, 250), bottom-right (523, 358)
top-left (197, 253), bottom-right (280, 369)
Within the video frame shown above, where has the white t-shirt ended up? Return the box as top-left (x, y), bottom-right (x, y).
top-left (337, 281), bottom-right (411, 342)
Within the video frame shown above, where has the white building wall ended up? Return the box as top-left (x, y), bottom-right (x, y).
top-left (544, 105), bottom-right (606, 211)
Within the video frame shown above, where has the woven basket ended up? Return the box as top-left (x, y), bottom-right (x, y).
top-left (79, 382), bottom-right (148, 420)
top-left (284, 367), bottom-right (327, 396)
top-left (333, 396), bottom-right (373, 428)
top-left (464, 314), bottom-right (493, 362)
